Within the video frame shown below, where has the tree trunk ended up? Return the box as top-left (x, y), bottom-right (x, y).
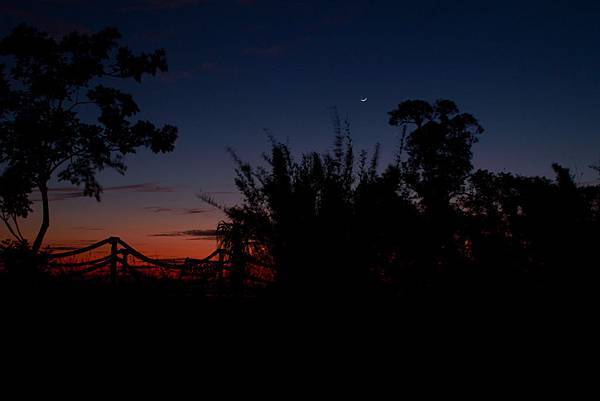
top-left (32, 183), bottom-right (50, 253)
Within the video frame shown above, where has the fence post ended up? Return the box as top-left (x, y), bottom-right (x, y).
top-left (180, 258), bottom-right (190, 279)
top-left (122, 250), bottom-right (129, 273)
top-left (218, 249), bottom-right (225, 296)
top-left (110, 237), bottom-right (118, 286)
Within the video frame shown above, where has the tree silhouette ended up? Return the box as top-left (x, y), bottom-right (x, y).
top-left (198, 99), bottom-right (600, 298)
top-left (388, 99), bottom-right (483, 216)
top-left (211, 114), bottom-right (364, 297)
top-left (458, 162), bottom-right (600, 293)
top-left (0, 168), bottom-right (31, 243)
top-left (0, 24), bottom-right (177, 252)
top-left (387, 99), bottom-right (484, 278)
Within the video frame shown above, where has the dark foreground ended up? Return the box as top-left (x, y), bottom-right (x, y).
top-left (2, 268), bottom-right (596, 381)
top-left (1, 268), bottom-right (594, 316)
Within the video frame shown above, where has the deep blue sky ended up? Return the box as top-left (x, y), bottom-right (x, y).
top-left (2, 0), bottom-right (600, 255)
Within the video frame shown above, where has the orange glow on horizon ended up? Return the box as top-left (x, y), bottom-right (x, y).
top-left (0, 188), bottom-right (226, 260)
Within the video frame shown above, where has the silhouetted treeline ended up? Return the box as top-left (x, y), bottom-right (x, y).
top-left (216, 100), bottom-right (600, 299)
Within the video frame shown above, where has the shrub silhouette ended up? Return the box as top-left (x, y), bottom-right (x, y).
top-left (459, 164), bottom-right (600, 292)
top-left (214, 101), bottom-right (600, 299)
top-left (216, 109), bottom-right (446, 297)
top-left (0, 240), bottom-right (47, 280)
top-left (215, 114), bottom-right (382, 298)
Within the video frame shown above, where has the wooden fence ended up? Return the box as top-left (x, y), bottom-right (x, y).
top-left (45, 237), bottom-right (274, 292)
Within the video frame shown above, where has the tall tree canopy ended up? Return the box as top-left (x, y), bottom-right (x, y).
top-left (388, 99), bottom-right (483, 216)
top-left (0, 24), bottom-right (178, 252)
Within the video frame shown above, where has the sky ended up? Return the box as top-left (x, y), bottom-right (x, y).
top-left (1, 0), bottom-right (600, 258)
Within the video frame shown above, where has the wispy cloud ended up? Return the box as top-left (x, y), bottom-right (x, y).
top-left (71, 226), bottom-right (105, 231)
top-left (46, 239), bottom-right (103, 251)
top-left (144, 206), bottom-right (210, 214)
top-left (45, 245), bottom-right (79, 251)
top-left (144, 206), bottom-right (175, 213)
top-left (49, 183), bottom-right (176, 193)
top-left (42, 183), bottom-right (177, 202)
top-left (150, 229), bottom-right (217, 240)
top-left (46, 192), bottom-right (84, 201)
top-left (126, 183), bottom-right (177, 193)
top-left (183, 208), bottom-right (210, 214)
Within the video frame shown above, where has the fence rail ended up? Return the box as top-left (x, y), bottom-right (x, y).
top-left (45, 237), bottom-right (274, 291)
top-left (47, 236), bottom-right (228, 285)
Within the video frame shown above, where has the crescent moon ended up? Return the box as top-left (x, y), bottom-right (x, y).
top-left (360, 97), bottom-right (368, 102)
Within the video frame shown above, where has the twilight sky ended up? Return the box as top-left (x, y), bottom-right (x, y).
top-left (1, 0), bottom-right (600, 257)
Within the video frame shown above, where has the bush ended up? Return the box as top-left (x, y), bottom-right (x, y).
top-left (0, 240), bottom-right (47, 279)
